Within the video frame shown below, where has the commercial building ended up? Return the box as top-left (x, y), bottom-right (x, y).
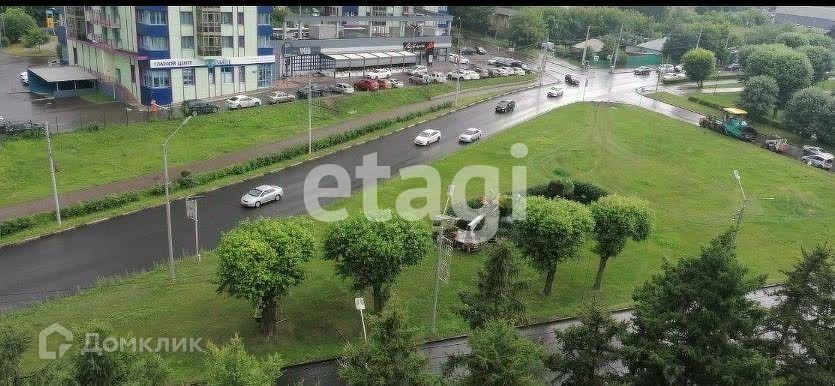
top-left (59, 6), bottom-right (274, 106)
top-left (274, 6), bottom-right (454, 77)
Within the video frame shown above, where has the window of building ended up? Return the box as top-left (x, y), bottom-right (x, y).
top-left (130, 64), bottom-right (135, 83)
top-left (237, 11), bottom-right (244, 25)
top-left (238, 35), bottom-right (245, 48)
top-left (143, 69), bottom-right (170, 88)
top-left (180, 11), bottom-right (193, 25)
top-left (181, 36), bottom-right (194, 50)
top-left (182, 68), bottom-right (195, 86)
top-left (257, 34), bottom-right (270, 48)
top-left (221, 36), bottom-right (233, 48)
top-left (139, 10), bottom-right (167, 25)
top-left (257, 64), bottom-right (272, 88)
top-left (139, 36), bottom-right (169, 50)
top-left (239, 66), bottom-right (246, 83)
top-left (221, 12), bottom-right (232, 25)
top-left (257, 12), bottom-right (270, 25)
top-left (221, 67), bottom-right (233, 83)
top-left (209, 67), bottom-right (215, 85)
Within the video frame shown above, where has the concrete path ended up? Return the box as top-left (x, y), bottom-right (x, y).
top-left (278, 285), bottom-right (782, 385)
top-left (0, 80), bottom-right (535, 220)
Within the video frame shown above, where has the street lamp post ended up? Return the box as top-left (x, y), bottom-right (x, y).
top-left (355, 297), bottom-right (367, 342)
top-left (308, 73), bottom-right (312, 154)
top-left (44, 122), bottom-right (61, 225)
top-left (733, 169), bottom-right (747, 226)
top-left (185, 195), bottom-right (205, 263)
top-left (431, 184), bottom-right (454, 334)
top-left (162, 115), bottom-right (193, 280)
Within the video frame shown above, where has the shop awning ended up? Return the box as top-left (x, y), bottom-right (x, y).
top-left (324, 51), bottom-right (418, 68)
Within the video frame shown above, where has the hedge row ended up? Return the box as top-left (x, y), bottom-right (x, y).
top-left (0, 192), bottom-right (140, 237)
top-left (0, 102), bottom-right (455, 238)
top-left (662, 73), bottom-right (740, 85)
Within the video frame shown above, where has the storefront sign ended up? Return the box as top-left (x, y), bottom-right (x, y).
top-left (403, 41), bottom-right (434, 52)
top-left (150, 56), bottom-right (275, 69)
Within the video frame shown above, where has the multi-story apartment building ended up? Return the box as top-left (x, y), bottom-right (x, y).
top-left (61, 6), bottom-right (274, 106)
top-left (276, 5), bottom-right (453, 77)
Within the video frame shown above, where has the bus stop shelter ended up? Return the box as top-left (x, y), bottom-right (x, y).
top-left (27, 66), bottom-right (97, 98)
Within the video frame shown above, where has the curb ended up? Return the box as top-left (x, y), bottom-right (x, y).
top-left (0, 82), bottom-right (540, 250)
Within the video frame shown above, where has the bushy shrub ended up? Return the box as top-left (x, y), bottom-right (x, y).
top-left (547, 179), bottom-right (574, 199)
top-left (176, 170), bottom-right (196, 189)
top-left (572, 181), bottom-right (609, 204)
top-left (61, 192), bottom-right (140, 219)
top-left (0, 216), bottom-right (35, 235)
top-left (526, 183), bottom-right (550, 197)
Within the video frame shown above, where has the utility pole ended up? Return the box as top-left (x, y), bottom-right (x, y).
top-left (580, 25), bottom-right (591, 70)
top-left (162, 115), bottom-right (193, 281)
top-left (431, 184), bottom-right (454, 334)
top-left (695, 27), bottom-right (703, 49)
top-left (308, 73), bottom-right (312, 154)
top-left (539, 42), bottom-right (547, 87)
top-left (44, 122), bottom-right (61, 225)
top-left (610, 23), bottom-right (624, 74)
top-left (454, 17), bottom-right (462, 106)
top-left (733, 169), bottom-right (747, 226)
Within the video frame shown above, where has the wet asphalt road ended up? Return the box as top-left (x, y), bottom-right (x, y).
top-left (0, 66), bottom-right (656, 311)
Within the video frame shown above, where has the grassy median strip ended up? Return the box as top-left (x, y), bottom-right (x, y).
top-left (0, 91), bottom-right (508, 246)
top-left (0, 74), bottom-right (534, 209)
top-left (3, 102), bottom-right (833, 383)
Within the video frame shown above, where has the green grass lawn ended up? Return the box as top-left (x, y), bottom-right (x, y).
top-left (0, 75), bottom-right (532, 208)
top-left (79, 91), bottom-right (117, 104)
top-left (817, 77), bottom-right (835, 91)
top-left (647, 91), bottom-right (809, 145)
top-left (4, 102), bottom-right (833, 383)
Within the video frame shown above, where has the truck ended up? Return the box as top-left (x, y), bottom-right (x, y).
top-left (699, 107), bottom-right (758, 142)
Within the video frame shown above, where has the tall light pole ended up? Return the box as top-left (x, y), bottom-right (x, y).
top-left (44, 122), bottom-right (61, 225)
top-left (162, 115), bottom-right (193, 280)
top-left (580, 25), bottom-right (591, 70)
top-left (431, 184), bottom-right (454, 334)
top-left (308, 73), bottom-right (312, 154)
top-left (733, 169), bottom-right (747, 226)
top-left (454, 17), bottom-right (462, 106)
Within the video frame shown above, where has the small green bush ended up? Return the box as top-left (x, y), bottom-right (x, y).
top-left (177, 170), bottom-right (196, 189)
top-left (572, 181), bottom-right (609, 204)
top-left (0, 216), bottom-right (36, 235)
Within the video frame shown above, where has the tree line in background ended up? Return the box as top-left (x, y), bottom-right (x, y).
top-left (1, 7), bottom-right (50, 49)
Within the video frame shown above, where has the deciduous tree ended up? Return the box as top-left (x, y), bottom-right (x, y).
top-left (339, 307), bottom-right (435, 385)
top-left (784, 87), bottom-right (833, 139)
top-left (507, 8), bottom-right (546, 48)
top-left (512, 196), bottom-right (594, 296)
top-left (589, 195), bottom-right (652, 290)
top-left (796, 45), bottom-right (833, 81)
top-left (622, 228), bottom-right (774, 385)
top-left (775, 31), bottom-right (809, 48)
top-left (216, 217), bottom-right (315, 337)
top-left (765, 245), bottom-right (834, 385)
top-left (739, 75), bottom-right (779, 119)
top-left (547, 300), bottom-right (627, 385)
top-left (458, 240), bottom-right (528, 329)
top-left (744, 44), bottom-right (814, 106)
top-left (448, 7), bottom-right (495, 35)
top-left (323, 213), bottom-right (432, 312)
top-left (443, 319), bottom-right (546, 386)
top-left (22, 26), bottom-right (48, 50)
top-left (681, 48), bottom-right (716, 88)
top-left (204, 334), bottom-right (283, 386)
top-left (0, 8), bottom-right (37, 43)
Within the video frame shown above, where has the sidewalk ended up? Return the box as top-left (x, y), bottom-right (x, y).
top-left (0, 81), bottom-right (535, 220)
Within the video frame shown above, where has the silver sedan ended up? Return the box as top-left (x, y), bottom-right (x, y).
top-left (240, 185), bottom-right (284, 208)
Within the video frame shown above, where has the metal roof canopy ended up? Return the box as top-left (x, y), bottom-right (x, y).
top-left (723, 107), bottom-right (747, 115)
top-left (28, 66), bottom-right (97, 83)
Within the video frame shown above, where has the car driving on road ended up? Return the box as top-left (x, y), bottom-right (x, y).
top-left (240, 185), bottom-right (284, 208)
top-left (546, 86), bottom-right (564, 97)
top-left (495, 100), bottom-right (515, 113)
top-left (458, 128), bottom-right (483, 143)
top-left (267, 91), bottom-right (296, 104)
top-left (414, 129), bottom-right (441, 146)
top-left (633, 66), bottom-right (653, 75)
top-left (226, 95), bottom-right (261, 109)
top-left (329, 83), bottom-right (355, 94)
top-left (565, 74), bottom-right (580, 86)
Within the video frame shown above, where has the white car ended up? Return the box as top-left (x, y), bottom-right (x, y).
top-left (497, 68), bottom-right (512, 77)
top-left (240, 185), bottom-right (284, 207)
top-left (226, 95), bottom-right (261, 109)
top-left (458, 128), bottom-right (483, 143)
top-left (546, 86), bottom-right (564, 97)
top-left (330, 83), bottom-right (355, 94)
top-left (19, 71), bottom-right (28, 84)
top-left (407, 65), bottom-right (428, 75)
top-left (463, 70), bottom-right (480, 80)
top-left (512, 67), bottom-right (526, 76)
top-left (390, 79), bottom-right (404, 88)
top-left (447, 70), bottom-right (467, 80)
top-left (414, 129), bottom-right (441, 146)
top-left (657, 64), bottom-right (675, 74)
top-left (366, 68), bottom-right (391, 79)
top-left (427, 72), bottom-right (447, 83)
top-left (662, 72), bottom-right (687, 81)
top-left (448, 53), bottom-right (469, 65)
top-left (801, 153), bottom-right (833, 170)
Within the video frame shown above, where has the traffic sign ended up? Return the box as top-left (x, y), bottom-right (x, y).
top-left (354, 297), bottom-right (365, 310)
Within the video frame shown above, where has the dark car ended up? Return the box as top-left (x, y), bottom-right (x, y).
top-left (633, 66), bottom-right (652, 76)
top-left (296, 84), bottom-right (326, 99)
top-left (495, 100), bottom-right (515, 113)
top-left (354, 79), bottom-right (380, 91)
top-left (460, 47), bottom-right (476, 55)
top-left (408, 74), bottom-right (430, 85)
top-left (181, 99), bottom-right (219, 116)
top-left (476, 46), bottom-right (487, 55)
top-left (726, 63), bottom-right (741, 71)
top-left (565, 74), bottom-right (580, 86)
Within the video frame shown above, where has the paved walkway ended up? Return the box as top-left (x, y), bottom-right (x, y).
top-left (0, 81), bottom-right (535, 220)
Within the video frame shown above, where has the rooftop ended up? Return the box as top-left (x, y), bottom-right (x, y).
top-left (637, 37), bottom-right (668, 52)
top-left (572, 38), bottom-right (605, 52)
top-left (28, 66), bottom-right (97, 83)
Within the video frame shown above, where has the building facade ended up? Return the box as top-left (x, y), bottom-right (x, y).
top-left (61, 6), bottom-right (274, 106)
top-left (275, 6), bottom-right (453, 77)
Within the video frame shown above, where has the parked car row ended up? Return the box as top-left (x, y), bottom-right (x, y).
top-left (413, 127), bottom-right (485, 147)
top-left (460, 46), bottom-right (487, 55)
